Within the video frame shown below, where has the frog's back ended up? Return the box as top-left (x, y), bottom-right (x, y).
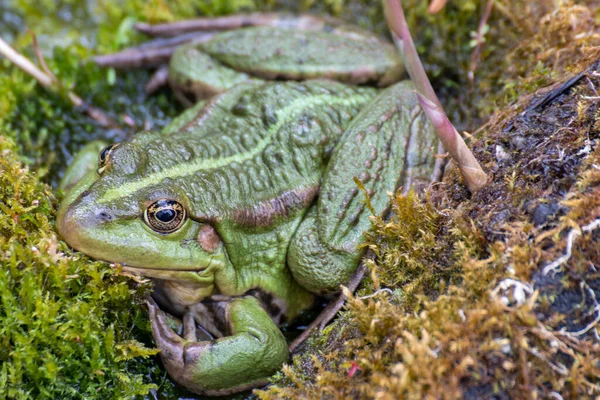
top-left (107, 81), bottom-right (375, 221)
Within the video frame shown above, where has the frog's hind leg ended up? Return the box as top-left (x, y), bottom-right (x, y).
top-left (288, 81), bottom-right (438, 295)
top-left (201, 23), bottom-right (403, 87)
top-left (168, 43), bottom-right (261, 103)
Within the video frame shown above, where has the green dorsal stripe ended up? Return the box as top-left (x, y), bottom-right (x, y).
top-left (99, 93), bottom-right (370, 203)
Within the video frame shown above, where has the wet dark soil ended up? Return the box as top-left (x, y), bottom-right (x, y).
top-left (440, 58), bottom-right (600, 339)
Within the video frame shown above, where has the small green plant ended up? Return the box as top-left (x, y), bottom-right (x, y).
top-left (0, 136), bottom-right (158, 399)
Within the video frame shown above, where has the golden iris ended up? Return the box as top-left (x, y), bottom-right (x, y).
top-left (144, 199), bottom-right (186, 234)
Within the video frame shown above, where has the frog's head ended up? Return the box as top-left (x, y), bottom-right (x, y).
top-left (57, 138), bottom-right (227, 294)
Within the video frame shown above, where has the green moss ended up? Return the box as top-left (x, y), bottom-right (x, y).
top-left (362, 190), bottom-right (471, 306)
top-left (0, 136), bottom-right (160, 399)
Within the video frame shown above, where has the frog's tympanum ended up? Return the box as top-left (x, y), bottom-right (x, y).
top-left (57, 17), bottom-right (438, 396)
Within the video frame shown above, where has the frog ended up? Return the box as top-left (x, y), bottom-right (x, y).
top-left (57, 14), bottom-right (438, 396)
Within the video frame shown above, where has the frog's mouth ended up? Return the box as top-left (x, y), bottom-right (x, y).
top-left (120, 264), bottom-right (214, 285)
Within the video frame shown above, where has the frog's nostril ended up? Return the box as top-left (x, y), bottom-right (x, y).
top-left (96, 210), bottom-right (113, 222)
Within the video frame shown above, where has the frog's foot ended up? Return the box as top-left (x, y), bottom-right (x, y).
top-left (146, 296), bottom-right (288, 396)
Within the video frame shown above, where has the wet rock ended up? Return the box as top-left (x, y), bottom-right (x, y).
top-left (531, 201), bottom-right (560, 226)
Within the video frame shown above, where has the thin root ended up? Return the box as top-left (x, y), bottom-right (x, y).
top-left (543, 217), bottom-right (600, 276)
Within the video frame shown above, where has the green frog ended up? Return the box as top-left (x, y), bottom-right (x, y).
top-left (57, 16), bottom-right (437, 396)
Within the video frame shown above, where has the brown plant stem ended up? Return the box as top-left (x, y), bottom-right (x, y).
top-left (416, 93), bottom-right (488, 189)
top-left (94, 31), bottom-right (216, 69)
top-left (134, 13), bottom-right (333, 37)
top-left (384, 0), bottom-right (488, 193)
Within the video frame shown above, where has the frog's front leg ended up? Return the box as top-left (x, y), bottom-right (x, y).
top-left (147, 296), bottom-right (288, 396)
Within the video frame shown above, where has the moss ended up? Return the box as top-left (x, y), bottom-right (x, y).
top-left (0, 136), bottom-right (159, 399)
top-left (360, 190), bottom-right (468, 307)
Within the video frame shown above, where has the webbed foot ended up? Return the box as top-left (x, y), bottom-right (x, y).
top-left (146, 296), bottom-right (288, 396)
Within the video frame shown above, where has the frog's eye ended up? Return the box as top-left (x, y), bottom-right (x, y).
top-left (144, 199), bottom-right (187, 234)
top-left (97, 143), bottom-right (120, 173)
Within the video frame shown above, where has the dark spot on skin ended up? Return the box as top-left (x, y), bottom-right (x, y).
top-left (80, 190), bottom-right (91, 198)
top-left (261, 105), bottom-right (278, 127)
top-left (232, 186), bottom-right (319, 227)
top-left (355, 132), bottom-right (365, 144)
top-left (232, 102), bottom-right (249, 116)
top-left (179, 238), bottom-right (197, 249)
top-left (370, 146), bottom-right (379, 161)
top-left (232, 94), bottom-right (252, 116)
top-left (197, 225), bottom-right (221, 253)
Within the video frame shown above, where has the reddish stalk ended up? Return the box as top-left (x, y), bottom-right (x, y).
top-left (428, 0), bottom-right (447, 14)
top-left (384, 0), bottom-right (488, 193)
top-left (469, 0), bottom-right (495, 84)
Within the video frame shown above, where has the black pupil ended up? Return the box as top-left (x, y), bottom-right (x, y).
top-left (156, 208), bottom-right (176, 222)
top-left (99, 144), bottom-right (115, 162)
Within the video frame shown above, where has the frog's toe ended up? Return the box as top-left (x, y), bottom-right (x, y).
top-left (146, 297), bottom-right (184, 347)
top-left (146, 297), bottom-right (213, 393)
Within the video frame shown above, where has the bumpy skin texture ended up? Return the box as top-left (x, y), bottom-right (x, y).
top-left (288, 81), bottom-right (437, 294)
top-left (59, 81), bottom-right (374, 307)
top-left (57, 24), bottom-right (434, 395)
